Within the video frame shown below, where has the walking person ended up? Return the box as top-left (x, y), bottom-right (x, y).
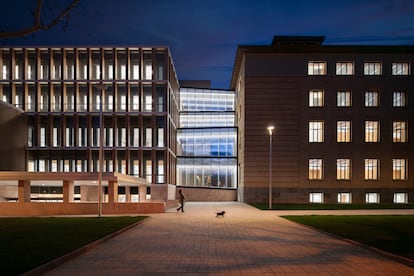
top-left (176, 189), bottom-right (186, 213)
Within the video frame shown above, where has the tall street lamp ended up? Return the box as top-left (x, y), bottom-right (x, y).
top-left (95, 83), bottom-right (106, 217)
top-left (267, 126), bottom-right (275, 210)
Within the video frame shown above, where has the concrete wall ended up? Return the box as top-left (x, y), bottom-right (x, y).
top-left (0, 102), bottom-right (27, 171)
top-left (178, 187), bottom-right (237, 202)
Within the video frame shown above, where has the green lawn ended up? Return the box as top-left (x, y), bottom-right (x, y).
top-left (252, 203), bottom-right (414, 210)
top-left (0, 216), bottom-right (147, 275)
top-left (283, 215), bottom-right (414, 260)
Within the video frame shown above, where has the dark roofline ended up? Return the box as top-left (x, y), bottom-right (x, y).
top-left (230, 37), bottom-right (414, 89)
top-left (271, 35), bottom-right (325, 46)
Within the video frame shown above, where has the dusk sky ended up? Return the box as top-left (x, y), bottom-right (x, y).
top-left (1, 0), bottom-right (414, 89)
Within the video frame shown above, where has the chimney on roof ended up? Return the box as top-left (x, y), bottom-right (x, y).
top-left (271, 36), bottom-right (325, 46)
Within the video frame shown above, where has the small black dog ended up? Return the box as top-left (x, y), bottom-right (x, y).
top-left (216, 211), bottom-right (225, 217)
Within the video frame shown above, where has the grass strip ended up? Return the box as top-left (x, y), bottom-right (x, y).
top-left (282, 215), bottom-right (414, 260)
top-left (252, 203), bottom-right (414, 210)
top-left (0, 216), bottom-right (146, 275)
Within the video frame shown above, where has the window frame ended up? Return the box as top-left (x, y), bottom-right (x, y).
top-left (308, 61), bottom-right (327, 75)
top-left (393, 91), bottom-right (406, 107)
top-left (393, 121), bottom-right (407, 143)
top-left (392, 62), bottom-right (410, 75)
top-left (336, 62), bottom-right (354, 75)
top-left (393, 159), bottom-right (408, 180)
top-left (337, 91), bottom-right (352, 107)
top-left (336, 159), bottom-right (351, 180)
top-left (308, 121), bottom-right (324, 143)
top-left (364, 91), bottom-right (379, 107)
top-left (364, 158), bottom-right (379, 180)
top-left (337, 192), bottom-right (352, 204)
top-left (336, 121), bottom-right (351, 143)
top-left (308, 159), bottom-right (323, 180)
top-left (308, 90), bottom-right (324, 107)
top-left (363, 62), bottom-right (382, 75)
top-left (365, 121), bottom-right (380, 143)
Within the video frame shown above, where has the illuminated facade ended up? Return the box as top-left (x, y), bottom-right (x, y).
top-left (177, 87), bottom-right (237, 190)
top-left (231, 36), bottom-right (414, 204)
top-left (0, 47), bottom-right (179, 201)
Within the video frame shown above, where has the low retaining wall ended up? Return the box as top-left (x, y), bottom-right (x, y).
top-left (0, 202), bottom-right (165, 216)
top-left (179, 187), bottom-right (237, 202)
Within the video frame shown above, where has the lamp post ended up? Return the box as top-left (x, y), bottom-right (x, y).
top-left (95, 83), bottom-right (106, 217)
top-left (267, 126), bottom-right (275, 209)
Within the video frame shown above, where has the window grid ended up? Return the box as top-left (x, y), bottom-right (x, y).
top-left (364, 91), bottom-right (379, 107)
top-left (337, 91), bottom-right (351, 107)
top-left (337, 121), bottom-right (351, 142)
top-left (392, 62), bottom-right (410, 75)
top-left (393, 159), bottom-right (407, 180)
top-left (393, 121), bottom-right (407, 143)
top-left (364, 62), bottom-right (382, 75)
top-left (308, 90), bottom-right (324, 107)
top-left (308, 62), bottom-right (326, 75)
top-left (336, 62), bottom-right (354, 75)
top-left (337, 159), bottom-right (351, 180)
top-left (393, 91), bottom-right (406, 107)
top-left (365, 159), bottom-right (379, 180)
top-left (309, 159), bottom-right (323, 180)
top-left (365, 121), bottom-right (380, 142)
top-left (308, 121), bottom-right (324, 143)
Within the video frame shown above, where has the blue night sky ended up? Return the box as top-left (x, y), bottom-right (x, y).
top-left (1, 0), bottom-right (414, 89)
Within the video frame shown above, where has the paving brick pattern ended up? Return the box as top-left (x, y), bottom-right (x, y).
top-left (45, 202), bottom-right (414, 275)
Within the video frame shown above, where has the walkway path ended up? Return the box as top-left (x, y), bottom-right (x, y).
top-left (45, 202), bottom-right (414, 275)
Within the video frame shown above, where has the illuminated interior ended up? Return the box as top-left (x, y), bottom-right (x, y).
top-left (177, 88), bottom-right (237, 189)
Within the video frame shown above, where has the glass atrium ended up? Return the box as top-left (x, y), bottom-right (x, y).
top-left (177, 88), bottom-right (237, 189)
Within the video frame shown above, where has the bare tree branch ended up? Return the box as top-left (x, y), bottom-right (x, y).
top-left (0, 0), bottom-right (80, 39)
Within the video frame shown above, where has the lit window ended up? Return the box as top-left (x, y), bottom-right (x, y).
top-left (308, 62), bottom-right (326, 75)
top-left (157, 160), bottom-right (164, 183)
top-left (309, 90), bottom-right (324, 107)
top-left (145, 160), bottom-right (152, 183)
top-left (336, 62), bottom-right (354, 75)
top-left (337, 159), bottom-right (351, 180)
top-left (337, 91), bottom-right (351, 107)
top-left (365, 121), bottom-right (380, 142)
top-left (121, 95), bottom-right (126, 111)
top-left (157, 128), bottom-right (164, 147)
top-left (364, 62), bottom-right (382, 75)
top-left (65, 127), bottom-right (74, 147)
top-left (393, 121), bottom-right (407, 143)
top-left (105, 128), bottom-right (113, 147)
top-left (130, 128), bottom-right (139, 147)
top-left (309, 193), bottom-right (324, 203)
top-left (337, 121), bottom-right (351, 142)
top-left (145, 128), bottom-right (152, 147)
top-left (28, 127), bottom-right (34, 147)
top-left (393, 159), bottom-right (407, 180)
top-left (308, 121), bottom-right (324, 143)
top-left (40, 127), bottom-right (47, 147)
top-left (52, 127), bottom-right (60, 147)
top-left (394, 193), bottom-right (408, 203)
top-left (365, 159), bottom-right (379, 180)
top-left (118, 128), bottom-right (126, 147)
top-left (309, 159), bottom-right (323, 180)
top-left (366, 193), bottom-right (380, 203)
top-left (364, 91), bottom-right (379, 107)
top-left (338, 192), bottom-right (352, 203)
top-left (393, 91), bottom-right (406, 107)
top-left (392, 62), bottom-right (410, 75)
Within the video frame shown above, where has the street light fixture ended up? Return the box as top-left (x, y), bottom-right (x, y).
top-left (267, 126), bottom-right (275, 209)
top-left (95, 83), bottom-right (106, 217)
